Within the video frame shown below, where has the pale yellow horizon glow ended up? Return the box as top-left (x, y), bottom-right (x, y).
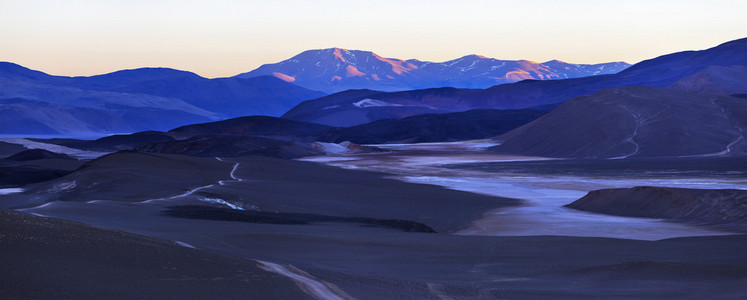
top-left (1, 0), bottom-right (745, 78)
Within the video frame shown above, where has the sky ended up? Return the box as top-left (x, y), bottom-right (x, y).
top-left (1, 0), bottom-right (745, 78)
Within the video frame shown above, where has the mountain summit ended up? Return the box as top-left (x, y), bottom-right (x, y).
top-left (235, 48), bottom-right (418, 93)
top-left (235, 48), bottom-right (629, 93)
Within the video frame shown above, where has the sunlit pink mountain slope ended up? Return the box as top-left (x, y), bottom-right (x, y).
top-left (235, 48), bottom-right (629, 93)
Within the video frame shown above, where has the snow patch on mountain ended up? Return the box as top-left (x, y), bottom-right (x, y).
top-left (199, 197), bottom-right (247, 211)
top-left (0, 188), bottom-right (24, 195)
top-left (352, 99), bottom-right (403, 108)
top-left (272, 72), bottom-right (296, 82)
top-left (345, 65), bottom-right (366, 77)
top-left (312, 142), bottom-right (349, 155)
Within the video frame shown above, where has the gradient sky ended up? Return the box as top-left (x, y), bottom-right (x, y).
top-left (2, 0), bottom-right (745, 78)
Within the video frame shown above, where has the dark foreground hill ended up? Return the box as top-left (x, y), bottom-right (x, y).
top-left (0, 141), bottom-right (28, 157)
top-left (27, 131), bottom-right (176, 152)
top-left (566, 186), bottom-right (747, 232)
top-left (0, 150), bottom-right (83, 187)
top-left (5, 149), bottom-right (74, 161)
top-left (492, 86), bottom-right (747, 158)
top-left (0, 212), bottom-right (310, 299)
top-left (3, 153), bottom-right (747, 298)
top-left (283, 37), bottom-right (747, 127)
top-left (4, 152), bottom-right (516, 231)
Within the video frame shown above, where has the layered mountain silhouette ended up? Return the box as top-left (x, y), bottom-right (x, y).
top-left (492, 86), bottom-right (747, 158)
top-left (318, 108), bottom-right (549, 144)
top-left (282, 38), bottom-right (747, 127)
top-left (22, 116), bottom-right (337, 157)
top-left (135, 135), bottom-right (324, 159)
top-left (132, 116), bottom-right (339, 158)
top-left (168, 115), bottom-right (334, 140)
top-left (36, 131), bottom-right (177, 152)
top-left (155, 109), bottom-right (548, 147)
top-left (235, 48), bottom-right (629, 93)
top-left (24, 106), bottom-right (549, 158)
top-left (0, 63), bottom-right (324, 134)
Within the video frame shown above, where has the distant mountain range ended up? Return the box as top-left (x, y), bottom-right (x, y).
top-left (8, 34), bottom-right (747, 161)
top-left (3, 37), bottom-right (746, 145)
top-left (283, 38), bottom-right (747, 127)
top-left (0, 63), bottom-right (324, 134)
top-left (235, 48), bottom-right (630, 93)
